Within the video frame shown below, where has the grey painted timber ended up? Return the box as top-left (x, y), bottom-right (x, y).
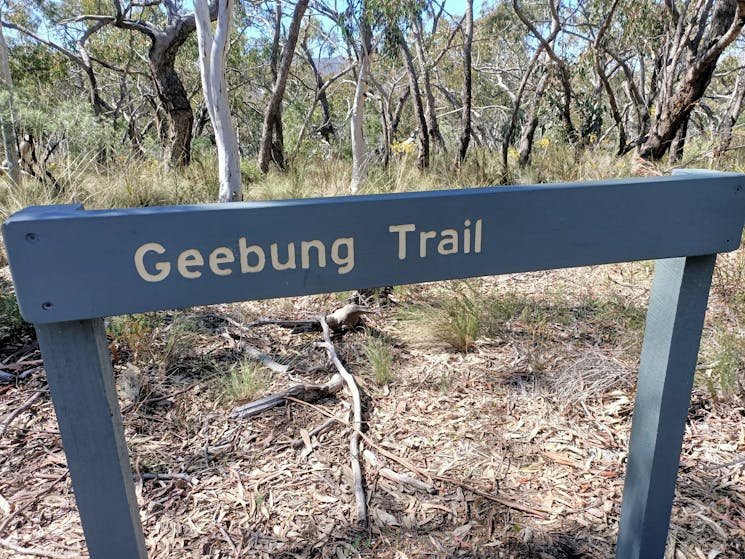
top-left (616, 255), bottom-right (716, 559)
top-left (34, 319), bottom-right (147, 559)
top-left (3, 172), bottom-right (745, 559)
top-left (3, 175), bottom-right (745, 324)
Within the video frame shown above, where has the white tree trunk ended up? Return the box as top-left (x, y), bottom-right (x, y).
top-left (0, 16), bottom-right (19, 187)
top-left (194, 0), bottom-right (242, 202)
top-left (350, 24), bottom-right (371, 194)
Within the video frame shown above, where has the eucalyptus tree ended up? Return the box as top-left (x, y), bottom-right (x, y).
top-left (0, 9), bottom-right (18, 186)
top-left (194, 0), bottom-right (241, 202)
top-left (67, 0), bottom-right (217, 167)
top-left (454, 0), bottom-right (472, 166)
top-left (314, 0), bottom-right (375, 192)
top-left (410, 0), bottom-right (453, 153)
top-left (639, 0), bottom-right (745, 161)
top-left (478, 0), bottom-right (552, 172)
top-left (1, 5), bottom-right (112, 119)
top-left (512, 0), bottom-right (577, 144)
top-left (257, 0), bottom-right (309, 173)
top-left (394, 21), bottom-right (430, 168)
top-left (713, 58), bottom-right (745, 161)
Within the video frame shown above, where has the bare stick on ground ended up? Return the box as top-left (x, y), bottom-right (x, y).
top-left (318, 315), bottom-right (367, 528)
top-left (363, 449), bottom-right (437, 494)
top-left (230, 374), bottom-right (343, 418)
top-left (0, 389), bottom-right (46, 438)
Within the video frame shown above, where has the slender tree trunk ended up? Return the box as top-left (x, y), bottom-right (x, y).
top-left (390, 88), bottom-right (410, 141)
top-left (195, 0), bottom-right (241, 202)
top-left (455, 0), bottom-right (473, 167)
top-left (669, 113), bottom-right (689, 163)
top-left (399, 33), bottom-right (429, 169)
top-left (501, 49), bottom-right (545, 174)
top-left (257, 0), bottom-right (309, 173)
top-left (301, 40), bottom-right (335, 143)
top-left (149, 38), bottom-right (194, 167)
top-left (714, 71), bottom-right (745, 161)
top-left (412, 16), bottom-right (446, 153)
top-left (518, 70), bottom-right (550, 166)
top-left (0, 16), bottom-right (19, 186)
top-left (350, 21), bottom-right (372, 193)
top-left (512, 0), bottom-right (577, 143)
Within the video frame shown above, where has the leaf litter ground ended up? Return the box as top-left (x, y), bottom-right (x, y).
top-left (1, 258), bottom-right (744, 559)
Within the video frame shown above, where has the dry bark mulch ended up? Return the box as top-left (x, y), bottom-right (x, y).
top-left (1, 261), bottom-right (744, 559)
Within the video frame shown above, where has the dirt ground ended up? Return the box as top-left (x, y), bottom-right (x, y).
top-left (1, 259), bottom-right (744, 559)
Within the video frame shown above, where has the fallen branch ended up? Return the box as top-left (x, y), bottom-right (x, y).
top-left (0, 359), bottom-right (44, 371)
top-left (429, 473), bottom-right (548, 517)
top-left (286, 398), bottom-right (549, 518)
top-left (214, 304), bottom-right (375, 335)
top-left (291, 417), bottom-right (339, 449)
top-left (230, 374), bottom-right (343, 418)
top-left (363, 449), bottom-right (437, 494)
top-left (243, 345), bottom-right (290, 374)
top-left (0, 389), bottom-right (46, 438)
top-left (319, 316), bottom-right (367, 528)
top-left (136, 472), bottom-right (198, 485)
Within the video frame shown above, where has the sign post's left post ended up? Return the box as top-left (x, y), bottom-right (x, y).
top-left (34, 319), bottom-right (148, 559)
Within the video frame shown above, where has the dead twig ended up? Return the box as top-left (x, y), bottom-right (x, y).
top-left (285, 397), bottom-right (548, 518)
top-left (242, 344), bottom-right (291, 374)
top-left (291, 417), bottom-right (339, 449)
top-left (0, 389), bottom-right (46, 438)
top-left (0, 537), bottom-right (78, 559)
top-left (318, 315), bottom-right (367, 528)
top-left (0, 359), bottom-right (44, 371)
top-left (214, 304), bottom-right (374, 335)
top-left (429, 473), bottom-right (549, 517)
top-left (136, 472), bottom-right (198, 484)
top-left (363, 449), bottom-right (437, 494)
top-left (230, 374), bottom-right (343, 418)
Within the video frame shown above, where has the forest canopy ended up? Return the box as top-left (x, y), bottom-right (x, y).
top-left (1, 0), bottom-right (744, 199)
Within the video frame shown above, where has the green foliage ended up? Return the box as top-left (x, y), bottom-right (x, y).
top-left (108, 313), bottom-right (163, 364)
top-left (705, 331), bottom-right (745, 399)
top-left (361, 333), bottom-right (394, 386)
top-left (220, 361), bottom-right (271, 404)
top-left (442, 285), bottom-right (482, 352)
top-left (396, 281), bottom-right (482, 353)
top-left (0, 281), bottom-right (32, 343)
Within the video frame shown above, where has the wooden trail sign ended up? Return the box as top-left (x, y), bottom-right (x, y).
top-left (3, 172), bottom-right (745, 559)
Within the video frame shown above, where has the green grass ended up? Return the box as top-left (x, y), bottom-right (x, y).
top-left (0, 280), bottom-right (32, 343)
top-left (108, 313), bottom-right (164, 364)
top-left (703, 330), bottom-right (745, 400)
top-left (220, 360), bottom-right (271, 404)
top-left (395, 281), bottom-right (483, 353)
top-left (361, 333), bottom-right (394, 386)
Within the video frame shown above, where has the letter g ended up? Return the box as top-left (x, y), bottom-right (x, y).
top-left (134, 243), bottom-right (171, 282)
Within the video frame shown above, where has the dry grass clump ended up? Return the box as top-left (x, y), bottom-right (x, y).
top-left (220, 360), bottom-right (272, 404)
top-left (394, 281), bottom-right (484, 352)
top-left (551, 349), bottom-right (634, 409)
top-left (360, 332), bottom-right (394, 386)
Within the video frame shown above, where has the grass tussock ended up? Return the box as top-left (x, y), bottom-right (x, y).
top-left (360, 333), bottom-right (395, 386)
top-left (0, 279), bottom-right (32, 344)
top-left (702, 330), bottom-right (745, 400)
top-left (395, 281), bottom-right (484, 353)
top-left (220, 360), bottom-right (271, 405)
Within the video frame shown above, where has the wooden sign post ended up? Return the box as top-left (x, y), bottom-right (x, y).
top-left (4, 173), bottom-right (745, 559)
